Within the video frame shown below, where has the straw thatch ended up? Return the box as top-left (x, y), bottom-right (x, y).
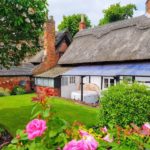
top-left (59, 15), bottom-right (150, 65)
top-left (35, 66), bottom-right (72, 78)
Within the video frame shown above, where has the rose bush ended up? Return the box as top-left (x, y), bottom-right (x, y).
top-left (2, 87), bottom-right (150, 150)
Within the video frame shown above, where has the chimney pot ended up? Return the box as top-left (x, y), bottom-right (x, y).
top-left (81, 14), bottom-right (85, 22)
top-left (79, 14), bottom-right (86, 31)
top-left (146, 0), bottom-right (150, 15)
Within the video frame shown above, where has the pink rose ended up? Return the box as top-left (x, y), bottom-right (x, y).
top-left (103, 134), bottom-right (113, 143)
top-left (26, 119), bottom-right (47, 140)
top-left (84, 135), bottom-right (99, 150)
top-left (63, 130), bottom-right (98, 150)
top-left (101, 126), bottom-right (108, 133)
top-left (63, 140), bottom-right (78, 150)
top-left (141, 123), bottom-right (150, 136)
top-left (64, 138), bottom-right (98, 150)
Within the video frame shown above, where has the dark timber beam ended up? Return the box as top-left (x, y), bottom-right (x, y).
top-left (101, 76), bottom-right (103, 90)
top-left (80, 76), bottom-right (84, 102)
top-left (115, 76), bottom-right (120, 83)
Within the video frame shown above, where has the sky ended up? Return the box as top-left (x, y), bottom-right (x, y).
top-left (48, 0), bottom-right (146, 28)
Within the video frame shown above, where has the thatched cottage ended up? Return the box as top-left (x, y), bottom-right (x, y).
top-left (57, 1), bottom-right (150, 103)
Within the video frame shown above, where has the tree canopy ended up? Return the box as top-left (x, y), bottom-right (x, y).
top-left (99, 3), bottom-right (137, 25)
top-left (58, 14), bottom-right (91, 37)
top-left (0, 0), bottom-right (47, 68)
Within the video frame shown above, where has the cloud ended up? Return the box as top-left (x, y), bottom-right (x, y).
top-left (48, 0), bottom-right (146, 28)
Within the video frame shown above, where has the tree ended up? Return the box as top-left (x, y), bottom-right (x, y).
top-left (0, 0), bottom-right (48, 68)
top-left (58, 14), bottom-right (91, 37)
top-left (99, 3), bottom-right (137, 25)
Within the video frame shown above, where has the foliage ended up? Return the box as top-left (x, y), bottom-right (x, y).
top-left (2, 88), bottom-right (150, 150)
top-left (58, 14), bottom-right (91, 37)
top-left (99, 83), bottom-right (150, 127)
top-left (11, 86), bottom-right (26, 95)
top-left (0, 87), bottom-right (10, 97)
top-left (99, 3), bottom-right (137, 25)
top-left (0, 0), bottom-right (47, 67)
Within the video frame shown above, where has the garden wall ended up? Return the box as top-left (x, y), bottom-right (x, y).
top-left (0, 76), bottom-right (31, 92)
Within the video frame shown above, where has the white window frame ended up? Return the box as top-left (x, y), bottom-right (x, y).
top-left (103, 77), bottom-right (116, 90)
top-left (35, 78), bottom-right (54, 87)
top-left (70, 76), bottom-right (75, 84)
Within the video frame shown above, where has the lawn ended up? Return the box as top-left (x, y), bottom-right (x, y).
top-left (0, 94), bottom-right (98, 136)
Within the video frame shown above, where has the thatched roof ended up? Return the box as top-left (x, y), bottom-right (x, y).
top-left (0, 63), bottom-right (34, 76)
top-left (27, 30), bottom-right (72, 64)
top-left (59, 15), bottom-right (150, 65)
top-left (35, 66), bottom-right (72, 78)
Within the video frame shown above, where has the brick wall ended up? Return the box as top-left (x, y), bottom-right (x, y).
top-left (36, 86), bottom-right (60, 96)
top-left (0, 76), bottom-right (31, 92)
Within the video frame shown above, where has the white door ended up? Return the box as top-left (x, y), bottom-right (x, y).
top-left (103, 77), bottom-right (116, 90)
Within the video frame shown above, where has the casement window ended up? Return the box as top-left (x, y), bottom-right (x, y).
top-left (103, 77), bottom-right (116, 90)
top-left (70, 76), bottom-right (75, 84)
top-left (104, 78), bottom-right (109, 88)
top-left (62, 77), bottom-right (68, 86)
top-left (110, 79), bottom-right (115, 86)
top-left (35, 78), bottom-right (54, 87)
top-left (123, 76), bottom-right (133, 83)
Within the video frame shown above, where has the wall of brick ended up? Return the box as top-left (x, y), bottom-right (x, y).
top-left (36, 86), bottom-right (60, 96)
top-left (0, 76), bottom-right (31, 92)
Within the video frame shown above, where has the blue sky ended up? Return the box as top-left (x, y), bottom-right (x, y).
top-left (48, 0), bottom-right (146, 28)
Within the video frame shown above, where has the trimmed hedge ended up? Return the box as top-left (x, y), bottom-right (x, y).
top-left (99, 83), bottom-right (150, 127)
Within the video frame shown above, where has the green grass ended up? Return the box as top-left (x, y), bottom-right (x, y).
top-left (0, 94), bottom-right (98, 136)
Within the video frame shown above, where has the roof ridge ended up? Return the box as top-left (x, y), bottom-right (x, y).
top-left (75, 15), bottom-right (150, 39)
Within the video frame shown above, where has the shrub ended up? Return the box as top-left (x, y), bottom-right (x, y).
top-left (99, 82), bottom-right (150, 127)
top-left (11, 86), bottom-right (26, 95)
top-left (0, 88), bottom-right (10, 97)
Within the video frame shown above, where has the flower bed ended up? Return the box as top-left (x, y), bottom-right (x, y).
top-left (2, 87), bottom-right (150, 150)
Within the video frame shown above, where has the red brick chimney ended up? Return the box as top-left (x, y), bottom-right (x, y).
top-left (146, 0), bottom-right (150, 15)
top-left (79, 14), bottom-right (86, 31)
top-left (33, 16), bottom-right (59, 75)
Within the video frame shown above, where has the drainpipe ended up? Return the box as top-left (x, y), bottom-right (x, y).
top-left (101, 76), bottom-right (103, 90)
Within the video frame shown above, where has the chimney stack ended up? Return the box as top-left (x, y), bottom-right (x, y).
top-left (79, 14), bottom-right (86, 31)
top-left (146, 0), bottom-right (150, 16)
top-left (44, 16), bottom-right (55, 59)
top-left (33, 16), bottom-right (59, 75)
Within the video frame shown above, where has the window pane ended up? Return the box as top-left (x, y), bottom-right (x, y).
top-left (70, 76), bottom-right (75, 84)
top-left (104, 79), bottom-right (109, 88)
top-left (110, 79), bottom-right (114, 86)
